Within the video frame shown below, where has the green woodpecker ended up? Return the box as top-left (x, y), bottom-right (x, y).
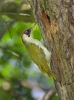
top-left (21, 23), bottom-right (59, 81)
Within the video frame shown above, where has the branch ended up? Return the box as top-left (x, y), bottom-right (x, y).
top-left (38, 88), bottom-right (56, 100)
top-left (1, 0), bottom-right (35, 22)
top-left (0, 20), bottom-right (15, 39)
top-left (0, 46), bottom-right (20, 58)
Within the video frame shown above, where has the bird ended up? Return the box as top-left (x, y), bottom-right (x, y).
top-left (21, 23), bottom-right (59, 81)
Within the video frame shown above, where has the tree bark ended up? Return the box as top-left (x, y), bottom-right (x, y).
top-left (28, 0), bottom-right (74, 100)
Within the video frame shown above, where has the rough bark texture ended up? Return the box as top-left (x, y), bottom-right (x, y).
top-left (28, 0), bottom-right (74, 100)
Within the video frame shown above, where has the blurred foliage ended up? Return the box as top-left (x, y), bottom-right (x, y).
top-left (0, 0), bottom-right (59, 100)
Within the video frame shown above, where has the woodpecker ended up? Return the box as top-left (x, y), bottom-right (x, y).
top-left (21, 23), bottom-right (59, 81)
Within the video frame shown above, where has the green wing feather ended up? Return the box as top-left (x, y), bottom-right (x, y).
top-left (24, 42), bottom-right (59, 80)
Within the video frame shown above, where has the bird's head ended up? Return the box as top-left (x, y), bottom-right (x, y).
top-left (21, 22), bottom-right (37, 43)
top-left (23, 28), bottom-right (31, 37)
top-left (22, 22), bottom-right (37, 37)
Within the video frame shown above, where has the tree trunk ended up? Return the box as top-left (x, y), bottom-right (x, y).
top-left (28, 0), bottom-right (74, 100)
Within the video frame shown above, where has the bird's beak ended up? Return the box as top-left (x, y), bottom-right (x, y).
top-left (30, 22), bottom-right (37, 31)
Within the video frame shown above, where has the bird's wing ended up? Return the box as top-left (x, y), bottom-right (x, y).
top-left (25, 42), bottom-right (52, 74)
top-left (23, 41), bottom-right (59, 80)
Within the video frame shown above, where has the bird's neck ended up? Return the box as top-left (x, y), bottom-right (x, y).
top-left (22, 34), bottom-right (33, 43)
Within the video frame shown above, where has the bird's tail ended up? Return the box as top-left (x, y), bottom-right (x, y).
top-left (48, 71), bottom-right (60, 81)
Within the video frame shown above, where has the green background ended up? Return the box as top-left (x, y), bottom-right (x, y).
top-left (0, 0), bottom-right (59, 100)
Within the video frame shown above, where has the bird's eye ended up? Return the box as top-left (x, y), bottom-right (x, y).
top-left (25, 31), bottom-right (28, 35)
